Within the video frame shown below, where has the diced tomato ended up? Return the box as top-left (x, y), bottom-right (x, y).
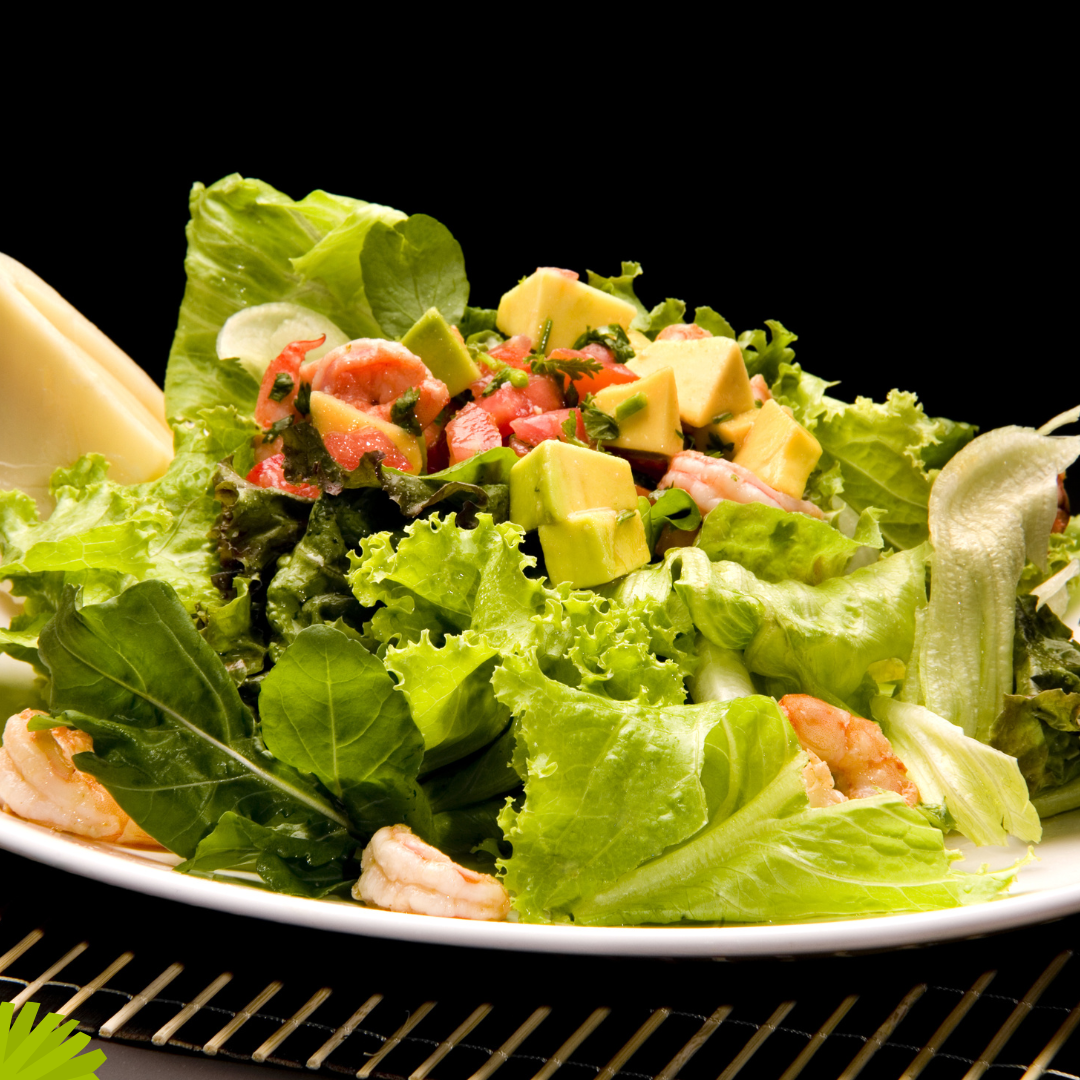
top-left (487, 335), bottom-right (533, 370)
top-left (615, 449), bottom-right (670, 481)
top-left (254, 336), bottom-right (326, 429)
top-left (245, 454), bottom-right (321, 499)
top-left (656, 323), bottom-right (711, 342)
top-left (507, 436), bottom-right (532, 458)
top-left (510, 408), bottom-right (587, 447)
top-left (551, 345), bottom-right (639, 399)
top-left (538, 267), bottom-right (579, 281)
top-left (445, 402), bottom-right (502, 466)
top-left (425, 428), bottom-right (450, 473)
top-left (322, 429), bottom-right (415, 473)
top-left (470, 372), bottom-right (564, 437)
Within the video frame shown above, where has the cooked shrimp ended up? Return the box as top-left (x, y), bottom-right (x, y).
top-left (355, 824), bottom-right (511, 920)
top-left (778, 694), bottom-right (919, 807)
top-left (254, 335), bottom-right (326, 429)
top-left (303, 339), bottom-right (450, 432)
top-left (656, 323), bottom-right (711, 342)
top-left (0, 710), bottom-right (161, 845)
top-left (749, 374), bottom-right (772, 403)
top-left (802, 749), bottom-right (847, 807)
top-left (659, 451), bottom-right (825, 519)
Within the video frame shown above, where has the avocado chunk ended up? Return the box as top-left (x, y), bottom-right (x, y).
top-left (497, 268), bottom-right (638, 353)
top-left (591, 367), bottom-right (684, 459)
top-left (539, 508), bottom-right (650, 588)
top-left (400, 307), bottom-right (481, 397)
top-left (628, 336), bottom-right (755, 429)
top-left (509, 440), bottom-right (638, 532)
top-left (733, 399), bottom-right (822, 499)
top-left (694, 407), bottom-right (758, 454)
top-left (309, 390), bottom-right (425, 473)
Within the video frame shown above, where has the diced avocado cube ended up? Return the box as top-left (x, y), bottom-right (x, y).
top-left (509, 440), bottom-right (637, 532)
top-left (497, 268), bottom-right (638, 353)
top-left (592, 368), bottom-right (684, 459)
top-left (733, 399), bottom-right (822, 498)
top-left (694, 407), bottom-right (758, 454)
top-left (309, 390), bottom-right (425, 473)
top-left (400, 307), bottom-right (481, 397)
top-left (628, 336), bottom-right (755, 429)
top-left (539, 509), bottom-right (650, 588)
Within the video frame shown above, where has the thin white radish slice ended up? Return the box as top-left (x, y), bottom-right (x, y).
top-left (216, 302), bottom-right (349, 380)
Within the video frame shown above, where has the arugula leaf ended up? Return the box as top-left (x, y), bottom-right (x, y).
top-left (361, 215), bottom-right (469, 338)
top-left (39, 580), bottom-right (350, 857)
top-left (178, 810), bottom-right (353, 898)
top-left (259, 624), bottom-right (429, 835)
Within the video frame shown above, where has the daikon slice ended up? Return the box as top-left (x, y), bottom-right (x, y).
top-left (216, 302), bottom-right (348, 380)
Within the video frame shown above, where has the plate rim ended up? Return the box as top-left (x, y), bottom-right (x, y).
top-left (4, 812), bottom-right (1080, 959)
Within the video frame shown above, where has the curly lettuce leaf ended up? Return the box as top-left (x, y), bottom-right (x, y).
top-left (773, 363), bottom-right (976, 549)
top-left (384, 632), bottom-right (510, 774)
top-left (259, 624), bottom-right (428, 835)
top-left (738, 320), bottom-right (797, 384)
top-left (585, 262), bottom-right (649, 318)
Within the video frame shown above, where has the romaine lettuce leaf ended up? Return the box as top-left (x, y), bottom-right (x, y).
top-left (872, 695), bottom-right (1041, 846)
top-left (695, 500), bottom-right (881, 585)
top-left (493, 654), bottom-right (718, 921)
top-left (164, 175), bottom-right (402, 422)
top-left (902, 426), bottom-right (1080, 741)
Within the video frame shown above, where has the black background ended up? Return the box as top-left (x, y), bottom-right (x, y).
top-left (3, 98), bottom-right (1074, 446)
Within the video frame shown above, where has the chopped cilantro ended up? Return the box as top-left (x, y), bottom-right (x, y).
top-left (294, 381), bottom-right (312, 416)
top-left (390, 387), bottom-right (423, 435)
top-left (571, 323), bottom-right (636, 364)
top-left (269, 373), bottom-right (294, 402)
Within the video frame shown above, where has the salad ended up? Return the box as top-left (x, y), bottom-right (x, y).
top-left (1, 173), bottom-right (1079, 927)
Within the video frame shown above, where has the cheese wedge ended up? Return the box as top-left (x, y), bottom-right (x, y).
top-left (0, 256), bottom-right (174, 511)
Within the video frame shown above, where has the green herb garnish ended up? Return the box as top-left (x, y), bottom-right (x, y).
top-left (571, 323), bottom-right (636, 364)
top-left (615, 393), bottom-right (648, 423)
top-left (294, 381), bottom-right (312, 416)
top-left (391, 387), bottom-right (423, 436)
top-left (269, 373), bottom-right (295, 402)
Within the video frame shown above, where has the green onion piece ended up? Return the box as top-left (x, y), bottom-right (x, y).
top-left (615, 393), bottom-right (648, 422)
top-left (537, 318), bottom-right (553, 354)
top-left (509, 369), bottom-right (529, 389)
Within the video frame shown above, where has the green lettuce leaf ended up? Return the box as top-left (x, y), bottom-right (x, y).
top-left (903, 427), bottom-right (1080, 741)
top-left (384, 632), bottom-right (509, 775)
top-left (872, 695), bottom-right (1041, 846)
top-left (738, 321), bottom-right (797, 384)
top-left (38, 580), bottom-right (350, 858)
top-left (177, 810), bottom-right (353, 898)
top-left (687, 637), bottom-right (757, 704)
top-left (639, 488), bottom-right (701, 556)
top-left (360, 215), bottom-right (469, 338)
top-left (585, 262), bottom-right (649, 318)
top-left (636, 298), bottom-right (686, 340)
top-left (493, 654), bottom-right (718, 921)
top-left (165, 175), bottom-right (402, 422)
top-left (259, 624), bottom-right (428, 835)
top-left (422, 724), bottom-right (521, 814)
top-left (380, 446), bottom-right (518, 522)
top-left (773, 363), bottom-right (976, 549)
top-left (692, 307), bottom-right (736, 339)
top-left (695, 500), bottom-right (880, 585)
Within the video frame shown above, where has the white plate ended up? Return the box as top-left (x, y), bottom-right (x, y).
top-left (4, 808), bottom-right (1080, 958)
